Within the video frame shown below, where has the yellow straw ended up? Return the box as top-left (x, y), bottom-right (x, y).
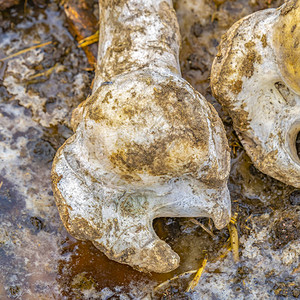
top-left (186, 254), bottom-right (208, 292)
top-left (0, 41), bottom-right (52, 62)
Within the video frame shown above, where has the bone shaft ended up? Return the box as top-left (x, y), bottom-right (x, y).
top-left (96, 0), bottom-right (181, 83)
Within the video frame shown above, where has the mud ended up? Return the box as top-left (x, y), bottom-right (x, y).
top-left (0, 0), bottom-right (299, 299)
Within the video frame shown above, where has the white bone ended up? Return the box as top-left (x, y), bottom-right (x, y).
top-left (52, 0), bottom-right (231, 273)
top-left (211, 0), bottom-right (300, 188)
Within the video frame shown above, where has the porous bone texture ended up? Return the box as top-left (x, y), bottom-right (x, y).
top-left (211, 0), bottom-right (300, 187)
top-left (52, 0), bottom-right (231, 273)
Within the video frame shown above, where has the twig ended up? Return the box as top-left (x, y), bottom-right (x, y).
top-left (78, 31), bottom-right (99, 48)
top-left (27, 63), bottom-right (61, 80)
top-left (190, 218), bottom-right (215, 238)
top-left (0, 41), bottom-right (52, 62)
top-left (211, 240), bottom-right (231, 263)
top-left (153, 270), bottom-right (197, 292)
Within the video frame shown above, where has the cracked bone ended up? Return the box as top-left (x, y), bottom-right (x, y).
top-left (51, 0), bottom-right (231, 273)
top-left (211, 0), bottom-right (300, 188)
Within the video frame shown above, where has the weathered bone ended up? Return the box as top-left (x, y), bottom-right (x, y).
top-left (52, 0), bottom-right (231, 273)
top-left (211, 0), bottom-right (300, 188)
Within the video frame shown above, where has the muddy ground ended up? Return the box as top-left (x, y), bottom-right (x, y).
top-left (0, 0), bottom-right (299, 299)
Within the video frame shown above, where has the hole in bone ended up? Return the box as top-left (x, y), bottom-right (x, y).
top-left (153, 218), bottom-right (181, 242)
top-left (297, 131), bottom-right (300, 160)
top-left (153, 217), bottom-right (217, 246)
top-left (274, 81), bottom-right (296, 106)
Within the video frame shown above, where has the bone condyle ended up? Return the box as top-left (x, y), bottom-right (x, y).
top-left (52, 0), bottom-right (231, 273)
top-left (211, 0), bottom-right (300, 188)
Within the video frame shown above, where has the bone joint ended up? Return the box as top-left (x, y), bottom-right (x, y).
top-left (52, 0), bottom-right (231, 273)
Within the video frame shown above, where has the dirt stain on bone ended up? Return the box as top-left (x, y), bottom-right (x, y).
top-left (240, 48), bottom-right (261, 79)
top-left (109, 80), bottom-right (210, 179)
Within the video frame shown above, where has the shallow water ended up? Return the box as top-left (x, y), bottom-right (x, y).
top-left (0, 0), bottom-right (299, 299)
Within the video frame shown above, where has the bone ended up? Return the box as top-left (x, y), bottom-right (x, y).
top-left (211, 0), bottom-right (300, 188)
top-left (52, 0), bottom-right (231, 273)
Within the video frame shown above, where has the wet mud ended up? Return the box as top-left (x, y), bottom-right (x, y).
top-left (0, 0), bottom-right (299, 299)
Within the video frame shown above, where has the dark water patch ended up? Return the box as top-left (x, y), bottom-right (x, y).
top-left (57, 238), bottom-right (162, 298)
top-left (56, 215), bottom-right (231, 298)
